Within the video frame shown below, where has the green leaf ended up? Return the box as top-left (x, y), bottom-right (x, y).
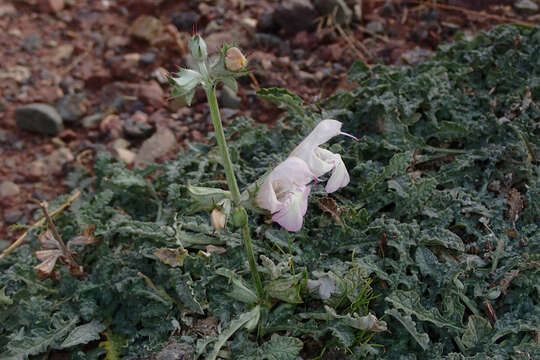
top-left (266, 277), bottom-right (303, 304)
top-left (386, 308), bottom-right (430, 350)
top-left (257, 88), bottom-right (305, 118)
top-left (172, 273), bottom-right (204, 314)
top-left (98, 330), bottom-right (126, 360)
top-left (60, 321), bottom-right (106, 349)
top-left (221, 77), bottom-right (238, 92)
top-left (261, 335), bottom-right (303, 360)
top-left (461, 315), bottom-right (493, 350)
top-left (207, 306), bottom-right (260, 360)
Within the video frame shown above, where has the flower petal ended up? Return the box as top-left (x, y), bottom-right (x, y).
top-left (316, 148), bottom-right (350, 193)
top-left (272, 186), bottom-right (311, 232)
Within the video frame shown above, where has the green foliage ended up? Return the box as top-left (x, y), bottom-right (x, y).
top-left (0, 24), bottom-right (538, 359)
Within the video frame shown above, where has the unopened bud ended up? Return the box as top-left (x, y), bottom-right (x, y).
top-left (210, 208), bottom-right (226, 231)
top-left (232, 207), bottom-right (248, 228)
top-left (225, 47), bottom-right (247, 72)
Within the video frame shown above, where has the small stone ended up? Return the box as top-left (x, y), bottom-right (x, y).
top-left (123, 112), bottom-right (154, 139)
top-left (205, 26), bottom-right (249, 53)
top-left (81, 113), bottom-right (104, 128)
top-left (56, 94), bottom-right (87, 123)
top-left (16, 103), bottom-right (64, 135)
top-left (107, 35), bottom-right (130, 49)
top-left (0, 181), bottom-right (20, 198)
top-left (50, 43), bottom-right (74, 64)
top-left (171, 11), bottom-right (200, 31)
top-left (99, 114), bottom-right (123, 139)
top-left (4, 209), bottom-right (23, 225)
top-left (240, 17), bottom-right (258, 33)
top-left (514, 0), bottom-right (538, 13)
top-left (109, 54), bottom-right (139, 79)
top-left (0, 65), bottom-right (31, 83)
top-left (27, 159), bottom-right (48, 179)
top-left (257, 9), bottom-right (277, 33)
top-left (366, 21), bottom-right (384, 34)
top-left (139, 52), bottom-right (156, 65)
top-left (115, 148), bottom-right (136, 165)
top-left (152, 67), bottom-right (169, 84)
top-left (135, 127), bottom-right (176, 168)
top-left (401, 47), bottom-right (435, 65)
top-left (314, 0), bottom-right (353, 25)
top-left (130, 15), bottom-right (163, 43)
top-left (155, 341), bottom-right (194, 360)
top-left (39, 0), bottom-right (64, 13)
top-left (168, 96), bottom-right (188, 111)
top-left (21, 33), bottom-right (41, 52)
top-left (274, 0), bottom-right (317, 35)
top-left (110, 138), bottom-right (130, 150)
top-left (137, 80), bottom-right (165, 108)
top-left (45, 147), bottom-right (74, 174)
top-left (220, 86), bottom-right (241, 109)
top-left (0, 3), bottom-right (16, 17)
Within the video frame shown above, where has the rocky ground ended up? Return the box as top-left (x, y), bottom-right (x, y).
top-left (0, 0), bottom-right (536, 246)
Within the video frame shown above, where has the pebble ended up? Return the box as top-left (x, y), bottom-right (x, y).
top-left (135, 127), bottom-right (176, 168)
top-left (45, 147), bottom-right (74, 174)
top-left (15, 103), bottom-right (64, 136)
top-left (0, 3), bottom-right (16, 17)
top-left (155, 342), bottom-right (194, 360)
top-left (115, 148), bottom-right (136, 165)
top-left (137, 80), bottom-right (165, 108)
top-left (81, 113), bottom-right (104, 128)
top-left (100, 114), bottom-right (123, 139)
top-left (110, 138), bottom-right (130, 150)
top-left (21, 33), bottom-right (41, 52)
top-left (107, 35), bottom-right (130, 49)
top-left (139, 52), bottom-right (156, 65)
top-left (314, 0), bottom-right (352, 25)
top-left (50, 43), bottom-right (74, 64)
top-left (39, 0), bottom-right (64, 13)
top-left (401, 47), bottom-right (435, 65)
top-left (123, 112), bottom-right (154, 139)
top-left (27, 159), bottom-right (48, 179)
top-left (366, 20), bottom-right (384, 34)
top-left (220, 87), bottom-right (241, 109)
top-left (274, 0), bottom-right (317, 35)
top-left (130, 15), bottom-right (163, 43)
top-left (56, 94), bottom-right (87, 123)
top-left (4, 209), bottom-right (23, 225)
top-left (514, 0), bottom-right (538, 13)
top-left (171, 11), bottom-right (200, 31)
top-left (0, 181), bottom-right (20, 198)
top-left (257, 9), bottom-right (277, 33)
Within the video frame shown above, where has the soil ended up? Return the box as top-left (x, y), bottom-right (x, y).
top-left (0, 0), bottom-right (535, 245)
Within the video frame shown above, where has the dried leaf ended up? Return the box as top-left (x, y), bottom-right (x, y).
top-left (153, 247), bottom-right (188, 267)
top-left (507, 188), bottom-right (524, 225)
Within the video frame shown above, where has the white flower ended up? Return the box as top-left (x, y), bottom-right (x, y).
top-left (256, 157), bottom-right (315, 232)
top-left (289, 119), bottom-right (353, 193)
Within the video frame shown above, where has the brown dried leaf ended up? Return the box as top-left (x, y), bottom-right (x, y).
top-left (68, 225), bottom-right (99, 248)
top-left (34, 249), bottom-right (62, 276)
top-left (317, 197), bottom-right (343, 226)
top-left (39, 230), bottom-right (60, 249)
top-left (153, 247), bottom-right (188, 267)
top-left (206, 245), bottom-right (227, 254)
top-left (499, 270), bottom-right (519, 295)
top-left (507, 188), bottom-right (524, 225)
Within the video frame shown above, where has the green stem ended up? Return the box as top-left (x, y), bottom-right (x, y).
top-left (204, 85), bottom-right (264, 302)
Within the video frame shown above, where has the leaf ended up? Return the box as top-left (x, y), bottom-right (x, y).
top-left (153, 247), bottom-right (189, 267)
top-left (0, 287), bottom-right (13, 305)
top-left (98, 330), bottom-right (126, 360)
top-left (461, 315), bottom-right (493, 350)
top-left (324, 306), bottom-right (387, 332)
top-left (221, 77), bottom-right (238, 92)
top-left (266, 277), bottom-right (303, 304)
top-left (257, 88), bottom-right (305, 118)
top-left (0, 317), bottom-right (78, 360)
top-left (207, 306), bottom-right (260, 360)
top-left (60, 321), bottom-right (106, 349)
top-left (173, 274), bottom-right (204, 314)
top-left (386, 308), bottom-right (430, 350)
top-left (418, 228), bottom-right (465, 252)
top-left (261, 335), bottom-right (303, 360)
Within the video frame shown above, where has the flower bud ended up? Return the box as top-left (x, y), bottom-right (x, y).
top-left (232, 207), bottom-right (248, 228)
top-left (210, 208), bottom-right (226, 231)
top-left (225, 47), bottom-right (247, 72)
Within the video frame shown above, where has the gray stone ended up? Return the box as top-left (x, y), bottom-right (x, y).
top-left (81, 113), bottom-right (104, 128)
top-left (171, 11), bottom-right (200, 31)
top-left (514, 0), bottom-right (538, 13)
top-left (4, 209), bottom-right (23, 225)
top-left (0, 181), bottom-right (20, 198)
top-left (123, 113), bottom-right (154, 139)
top-left (139, 52), bottom-right (156, 65)
top-left (135, 127), bottom-right (176, 168)
top-left (155, 342), bottom-right (194, 360)
top-left (15, 103), bottom-right (64, 135)
top-left (56, 94), bottom-right (87, 123)
top-left (366, 21), bottom-right (384, 34)
top-left (314, 0), bottom-right (353, 25)
top-left (220, 86), bottom-right (241, 109)
top-left (21, 33), bottom-right (41, 52)
top-left (130, 15), bottom-right (163, 43)
top-left (401, 47), bottom-right (435, 65)
top-left (274, 0), bottom-right (317, 34)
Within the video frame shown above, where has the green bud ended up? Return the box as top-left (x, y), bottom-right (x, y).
top-left (188, 34), bottom-right (208, 60)
top-left (232, 207), bottom-right (248, 228)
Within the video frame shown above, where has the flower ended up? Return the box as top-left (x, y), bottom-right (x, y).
top-left (289, 119), bottom-right (353, 193)
top-left (225, 47), bottom-right (247, 72)
top-left (256, 157), bottom-right (315, 232)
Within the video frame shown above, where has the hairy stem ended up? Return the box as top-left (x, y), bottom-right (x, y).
top-left (204, 85), bottom-right (264, 302)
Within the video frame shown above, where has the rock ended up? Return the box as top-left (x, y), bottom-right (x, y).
top-left (130, 15), bottom-right (163, 43)
top-left (0, 65), bottom-right (31, 83)
top-left (99, 114), bottom-right (123, 139)
top-left (514, 0), bottom-right (538, 13)
top-left (138, 81), bottom-right (165, 108)
top-left (123, 112), bottom-right (154, 139)
top-left (107, 35), bottom-right (130, 49)
top-left (126, 0), bottom-right (165, 15)
top-left (115, 148), bottom-right (136, 165)
top-left (81, 113), bottom-right (104, 128)
top-left (109, 54), bottom-right (140, 79)
top-left (135, 127), bottom-right (176, 168)
top-left (27, 159), bottom-right (48, 179)
top-left (15, 103), bottom-right (64, 135)
top-left (110, 138), bottom-right (130, 150)
top-left (257, 9), bottom-right (277, 33)
top-left (45, 147), bottom-right (74, 174)
top-left (314, 0), bottom-right (353, 25)
top-left (366, 20), bottom-right (384, 34)
top-left (274, 0), bottom-right (317, 35)
top-left (39, 0), bottom-right (64, 13)
top-left (139, 52), bottom-right (156, 65)
top-left (4, 209), bottom-right (23, 225)
top-left (155, 342), bottom-right (194, 360)
top-left (240, 17), bottom-right (258, 34)
top-left (152, 67), bottom-right (169, 84)
top-left (50, 43), bottom-right (74, 64)
top-left (205, 26), bottom-right (249, 53)
top-left (167, 96), bottom-right (188, 111)
top-left (21, 33), bottom-right (41, 52)
top-left (171, 11), bottom-right (200, 31)
top-left (0, 181), bottom-right (20, 198)
top-left (56, 94), bottom-right (87, 123)
top-left (0, 3), bottom-right (16, 17)
top-left (401, 47), bottom-right (435, 65)
top-left (220, 87), bottom-right (241, 109)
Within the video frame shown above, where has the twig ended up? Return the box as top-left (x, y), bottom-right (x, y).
top-left (0, 190), bottom-right (81, 260)
top-left (356, 24), bottom-right (391, 43)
